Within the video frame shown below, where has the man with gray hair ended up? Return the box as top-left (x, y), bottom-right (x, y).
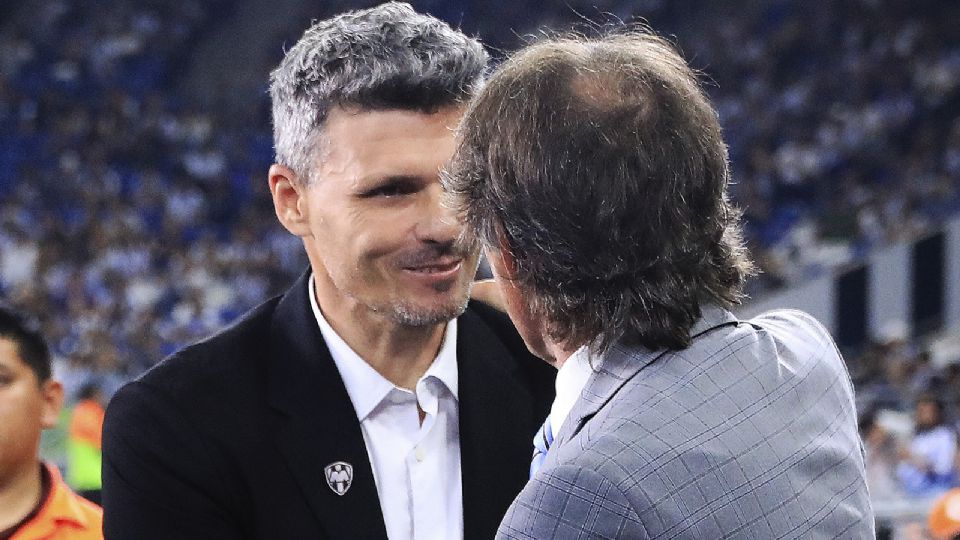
top-left (445, 30), bottom-right (875, 538)
top-left (102, 4), bottom-right (553, 539)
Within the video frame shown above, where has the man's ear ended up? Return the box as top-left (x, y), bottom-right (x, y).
top-left (484, 226), bottom-right (519, 282)
top-left (268, 164), bottom-right (311, 237)
top-left (39, 379), bottom-right (64, 430)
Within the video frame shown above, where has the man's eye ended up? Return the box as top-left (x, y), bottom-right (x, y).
top-left (364, 181), bottom-right (417, 198)
top-left (376, 185), bottom-right (409, 197)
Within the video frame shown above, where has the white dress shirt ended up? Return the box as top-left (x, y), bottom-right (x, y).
top-left (309, 276), bottom-right (463, 540)
top-left (549, 345), bottom-right (596, 438)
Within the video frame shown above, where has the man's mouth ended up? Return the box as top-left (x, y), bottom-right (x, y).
top-left (401, 258), bottom-right (464, 281)
top-left (403, 258), bottom-right (462, 273)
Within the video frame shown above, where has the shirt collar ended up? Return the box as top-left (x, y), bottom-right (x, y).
top-left (549, 345), bottom-right (595, 436)
top-left (421, 317), bottom-right (459, 399)
top-left (308, 274), bottom-right (458, 422)
top-left (32, 462), bottom-right (98, 531)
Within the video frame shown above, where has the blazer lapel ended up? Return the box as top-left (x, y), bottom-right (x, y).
top-left (554, 306), bottom-right (740, 449)
top-left (456, 306), bottom-right (547, 540)
top-left (266, 272), bottom-right (388, 539)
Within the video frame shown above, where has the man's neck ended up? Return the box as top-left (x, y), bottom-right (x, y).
top-left (0, 462), bottom-right (42, 532)
top-left (544, 340), bottom-right (581, 370)
top-left (312, 280), bottom-right (447, 390)
top-left (333, 311), bottom-right (445, 390)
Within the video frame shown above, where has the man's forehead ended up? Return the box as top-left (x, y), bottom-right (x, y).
top-left (309, 106), bottom-right (464, 177)
top-left (0, 338), bottom-right (24, 368)
top-left (322, 105), bottom-right (465, 136)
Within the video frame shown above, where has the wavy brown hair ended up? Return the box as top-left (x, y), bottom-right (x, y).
top-left (445, 30), bottom-right (756, 352)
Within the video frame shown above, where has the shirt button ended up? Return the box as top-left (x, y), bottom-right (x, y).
top-left (414, 446), bottom-right (426, 462)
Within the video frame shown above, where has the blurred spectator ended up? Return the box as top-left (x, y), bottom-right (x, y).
top-left (67, 384), bottom-right (105, 505)
top-left (860, 410), bottom-right (902, 501)
top-left (928, 488), bottom-right (960, 540)
top-left (897, 394), bottom-right (957, 495)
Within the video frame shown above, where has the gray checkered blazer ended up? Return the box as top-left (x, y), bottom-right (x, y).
top-left (497, 307), bottom-right (874, 539)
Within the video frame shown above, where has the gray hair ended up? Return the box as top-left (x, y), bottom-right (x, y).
top-left (269, 2), bottom-right (489, 181)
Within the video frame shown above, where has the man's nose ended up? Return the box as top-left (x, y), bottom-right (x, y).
top-left (415, 183), bottom-right (461, 245)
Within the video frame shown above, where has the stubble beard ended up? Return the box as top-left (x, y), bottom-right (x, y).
top-left (328, 240), bottom-right (480, 327)
top-left (386, 281), bottom-right (473, 327)
top-left (326, 274), bottom-right (473, 327)
top-left (380, 242), bottom-right (480, 327)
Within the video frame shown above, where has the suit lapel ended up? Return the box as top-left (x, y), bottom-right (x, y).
top-left (552, 343), bottom-right (665, 450)
top-left (457, 307), bottom-right (544, 540)
top-left (266, 272), bottom-right (388, 539)
top-left (554, 306), bottom-right (740, 449)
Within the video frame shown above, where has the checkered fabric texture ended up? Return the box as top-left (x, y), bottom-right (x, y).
top-left (498, 308), bottom-right (875, 539)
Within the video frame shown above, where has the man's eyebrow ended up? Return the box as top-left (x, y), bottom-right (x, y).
top-left (370, 174), bottom-right (423, 183)
top-left (357, 174), bottom-right (424, 188)
top-left (354, 175), bottom-right (425, 196)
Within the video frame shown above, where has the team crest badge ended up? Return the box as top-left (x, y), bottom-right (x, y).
top-left (324, 461), bottom-right (353, 496)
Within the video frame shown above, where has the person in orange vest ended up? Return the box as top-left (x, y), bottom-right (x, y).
top-left (930, 488), bottom-right (960, 540)
top-left (0, 305), bottom-right (102, 539)
top-left (68, 384), bottom-right (105, 505)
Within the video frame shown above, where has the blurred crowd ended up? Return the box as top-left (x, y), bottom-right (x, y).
top-left (1, 0), bottom-right (959, 511)
top-left (851, 332), bottom-right (960, 536)
top-left (463, 0), bottom-right (960, 291)
top-left (694, 0), bottom-right (960, 292)
top-left (854, 335), bottom-right (960, 497)
top-left (0, 0), bottom-right (305, 399)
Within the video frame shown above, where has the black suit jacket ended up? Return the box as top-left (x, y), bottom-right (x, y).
top-left (102, 272), bottom-right (555, 539)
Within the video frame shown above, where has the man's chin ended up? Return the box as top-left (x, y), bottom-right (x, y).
top-left (387, 295), bottom-right (471, 327)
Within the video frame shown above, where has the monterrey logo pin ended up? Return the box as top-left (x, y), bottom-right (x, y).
top-left (324, 461), bottom-right (353, 496)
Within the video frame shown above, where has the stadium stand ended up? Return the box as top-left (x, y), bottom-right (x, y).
top-left (1, 0), bottom-right (959, 535)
